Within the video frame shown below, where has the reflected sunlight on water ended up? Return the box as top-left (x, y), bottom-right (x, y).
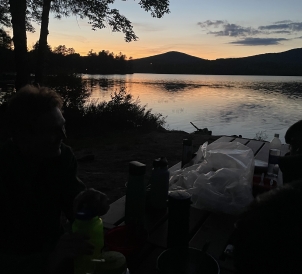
top-left (82, 74), bottom-right (302, 143)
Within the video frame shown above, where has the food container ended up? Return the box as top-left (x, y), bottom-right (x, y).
top-left (105, 224), bottom-right (148, 258)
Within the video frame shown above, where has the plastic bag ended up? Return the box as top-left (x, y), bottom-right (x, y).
top-left (169, 141), bottom-right (254, 215)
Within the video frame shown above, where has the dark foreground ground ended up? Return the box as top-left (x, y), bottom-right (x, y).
top-left (65, 130), bottom-right (220, 203)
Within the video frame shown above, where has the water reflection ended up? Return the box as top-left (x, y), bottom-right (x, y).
top-left (146, 81), bottom-right (237, 92)
top-left (81, 74), bottom-right (302, 142)
top-left (242, 81), bottom-right (302, 97)
top-left (155, 82), bottom-right (202, 92)
top-left (83, 77), bottom-right (123, 92)
top-left (160, 82), bottom-right (193, 92)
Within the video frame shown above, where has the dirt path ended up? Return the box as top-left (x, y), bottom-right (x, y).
top-left (66, 130), bottom-right (220, 203)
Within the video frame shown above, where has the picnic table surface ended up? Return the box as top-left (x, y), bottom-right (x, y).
top-left (101, 136), bottom-right (289, 274)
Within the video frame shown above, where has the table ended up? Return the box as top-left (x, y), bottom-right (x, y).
top-left (101, 136), bottom-right (289, 274)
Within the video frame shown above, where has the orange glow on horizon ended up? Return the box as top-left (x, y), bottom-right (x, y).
top-left (66, 46), bottom-right (282, 61)
top-left (56, 45), bottom-right (239, 61)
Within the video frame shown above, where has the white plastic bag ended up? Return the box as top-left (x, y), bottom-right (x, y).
top-left (169, 141), bottom-right (254, 215)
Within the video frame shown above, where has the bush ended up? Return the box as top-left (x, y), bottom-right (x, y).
top-left (72, 87), bottom-right (166, 135)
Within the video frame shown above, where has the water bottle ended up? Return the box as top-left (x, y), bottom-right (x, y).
top-left (181, 139), bottom-right (193, 168)
top-left (149, 157), bottom-right (170, 210)
top-left (125, 161), bottom-right (146, 227)
top-left (267, 133), bottom-right (282, 177)
top-left (72, 209), bottom-right (104, 274)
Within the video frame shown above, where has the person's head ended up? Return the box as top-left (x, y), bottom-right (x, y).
top-left (285, 120), bottom-right (302, 155)
top-left (234, 181), bottom-right (302, 274)
top-left (7, 85), bottom-right (66, 160)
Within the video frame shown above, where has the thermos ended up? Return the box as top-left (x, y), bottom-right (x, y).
top-left (72, 209), bottom-right (104, 274)
top-left (149, 157), bottom-right (170, 210)
top-left (167, 190), bottom-right (192, 248)
top-left (125, 161), bottom-right (146, 227)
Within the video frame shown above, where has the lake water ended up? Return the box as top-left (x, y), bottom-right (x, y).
top-left (82, 73), bottom-right (302, 143)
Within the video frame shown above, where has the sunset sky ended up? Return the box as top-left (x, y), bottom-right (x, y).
top-left (24, 0), bottom-right (302, 60)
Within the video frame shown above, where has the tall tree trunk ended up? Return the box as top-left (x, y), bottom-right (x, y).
top-left (9, 0), bottom-right (29, 90)
top-left (35, 0), bottom-right (52, 86)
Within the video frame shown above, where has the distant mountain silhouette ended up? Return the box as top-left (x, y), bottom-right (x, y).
top-left (131, 48), bottom-right (302, 76)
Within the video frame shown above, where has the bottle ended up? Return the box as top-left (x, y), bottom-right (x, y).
top-left (149, 157), bottom-right (170, 210)
top-left (181, 139), bottom-right (193, 168)
top-left (72, 209), bottom-right (104, 274)
top-left (125, 161), bottom-right (146, 227)
top-left (267, 133), bottom-right (282, 177)
top-left (167, 190), bottom-right (192, 248)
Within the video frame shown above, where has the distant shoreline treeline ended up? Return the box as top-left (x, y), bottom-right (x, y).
top-left (1, 45), bottom-right (302, 77)
top-left (131, 49), bottom-right (302, 76)
top-left (0, 45), bottom-right (133, 75)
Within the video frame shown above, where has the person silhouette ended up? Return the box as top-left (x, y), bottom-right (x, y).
top-left (279, 120), bottom-right (302, 184)
top-left (0, 85), bottom-right (109, 274)
top-left (233, 180), bottom-right (302, 274)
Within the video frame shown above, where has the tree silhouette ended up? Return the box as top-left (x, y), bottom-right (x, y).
top-left (0, 3), bottom-right (10, 27)
top-left (0, 28), bottom-right (12, 49)
top-left (1, 0), bottom-right (170, 88)
top-left (34, 0), bottom-right (51, 86)
top-left (53, 45), bottom-right (76, 56)
top-left (0, 29), bottom-right (14, 74)
top-left (9, 0), bottom-right (29, 90)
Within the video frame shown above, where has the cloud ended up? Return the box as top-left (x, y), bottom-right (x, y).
top-left (259, 22), bottom-right (302, 32)
top-left (197, 20), bottom-right (225, 28)
top-left (209, 24), bottom-right (260, 37)
top-left (197, 19), bottom-right (302, 46)
top-left (272, 30), bottom-right (291, 34)
top-left (229, 37), bottom-right (287, 46)
top-left (198, 21), bottom-right (259, 37)
top-left (274, 20), bottom-right (293, 24)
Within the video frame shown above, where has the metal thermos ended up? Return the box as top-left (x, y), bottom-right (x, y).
top-left (167, 190), bottom-right (192, 248)
top-left (149, 157), bottom-right (170, 210)
top-left (125, 161), bottom-right (146, 227)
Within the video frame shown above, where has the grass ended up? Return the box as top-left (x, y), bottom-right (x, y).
top-left (254, 131), bottom-right (268, 141)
